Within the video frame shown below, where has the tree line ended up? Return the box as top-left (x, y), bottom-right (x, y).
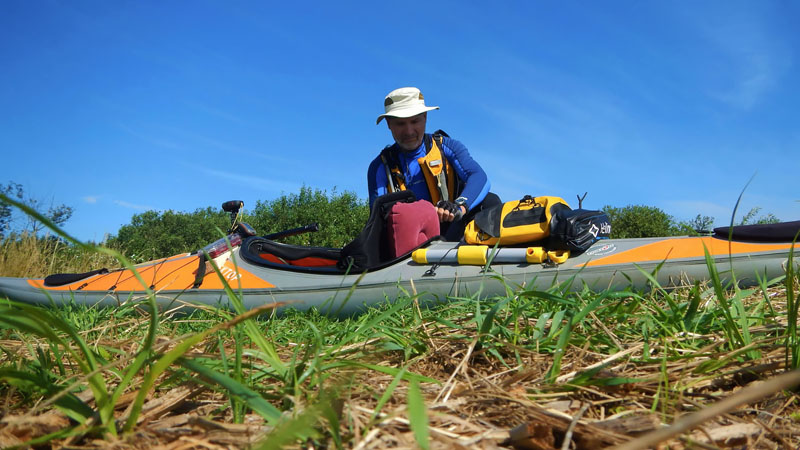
top-left (1, 181), bottom-right (781, 264)
top-left (107, 186), bottom-right (369, 262)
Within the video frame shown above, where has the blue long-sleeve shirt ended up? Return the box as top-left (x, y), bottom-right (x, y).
top-left (367, 134), bottom-right (490, 211)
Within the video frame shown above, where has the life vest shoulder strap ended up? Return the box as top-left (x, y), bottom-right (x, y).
top-left (380, 145), bottom-right (406, 193)
top-left (419, 131), bottom-right (455, 204)
top-left (380, 131), bottom-right (457, 203)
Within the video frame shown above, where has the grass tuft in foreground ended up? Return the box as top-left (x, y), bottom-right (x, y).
top-left (1, 263), bottom-right (799, 448)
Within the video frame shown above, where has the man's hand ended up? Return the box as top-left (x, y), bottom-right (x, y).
top-left (436, 200), bottom-right (465, 222)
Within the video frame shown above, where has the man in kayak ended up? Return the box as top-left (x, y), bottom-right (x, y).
top-left (368, 87), bottom-right (501, 241)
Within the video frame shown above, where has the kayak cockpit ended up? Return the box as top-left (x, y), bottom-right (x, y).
top-left (239, 191), bottom-right (444, 274)
top-left (241, 238), bottom-right (342, 272)
top-left (239, 235), bottom-right (442, 275)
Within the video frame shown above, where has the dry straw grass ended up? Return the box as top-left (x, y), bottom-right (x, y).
top-left (1, 282), bottom-right (799, 449)
top-left (0, 233), bottom-right (120, 278)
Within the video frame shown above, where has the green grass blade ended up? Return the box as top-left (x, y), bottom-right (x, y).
top-left (786, 233), bottom-right (799, 369)
top-left (321, 360), bottom-right (437, 384)
top-left (123, 302), bottom-right (280, 432)
top-left (341, 295), bottom-right (417, 346)
top-left (546, 318), bottom-right (572, 383)
top-left (632, 262), bottom-right (680, 321)
top-left (547, 309), bottom-right (567, 340)
top-left (178, 357), bottom-right (282, 423)
top-left (571, 290), bottom-right (608, 325)
top-left (532, 311), bottom-right (551, 340)
top-left (517, 289), bottom-right (577, 308)
top-left (0, 303), bottom-right (111, 423)
top-left (205, 252), bottom-right (286, 374)
top-left (0, 193), bottom-right (164, 436)
top-left (255, 393), bottom-right (335, 450)
top-left (369, 366), bottom-right (408, 426)
top-left (730, 288), bottom-right (758, 359)
top-left (702, 244), bottom-right (745, 349)
top-left (479, 296), bottom-right (511, 336)
top-left (0, 368), bottom-right (95, 422)
top-left (754, 270), bottom-right (780, 317)
top-left (407, 380), bottom-right (430, 450)
top-left (683, 281), bottom-right (701, 330)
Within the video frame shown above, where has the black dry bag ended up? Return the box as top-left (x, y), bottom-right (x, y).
top-left (548, 208), bottom-right (611, 253)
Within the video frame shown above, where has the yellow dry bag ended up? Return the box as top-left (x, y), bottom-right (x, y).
top-left (464, 195), bottom-right (570, 246)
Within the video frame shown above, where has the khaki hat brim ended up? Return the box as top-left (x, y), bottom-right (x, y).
top-left (376, 105), bottom-right (439, 124)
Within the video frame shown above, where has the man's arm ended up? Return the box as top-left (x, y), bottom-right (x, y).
top-left (367, 156), bottom-right (389, 209)
top-left (441, 137), bottom-right (490, 211)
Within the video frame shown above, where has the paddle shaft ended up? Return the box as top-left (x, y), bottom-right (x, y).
top-left (264, 223), bottom-right (319, 241)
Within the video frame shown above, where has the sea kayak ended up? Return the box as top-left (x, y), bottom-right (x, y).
top-left (0, 220), bottom-right (797, 316)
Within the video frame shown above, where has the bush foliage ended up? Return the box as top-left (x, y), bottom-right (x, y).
top-left (108, 187), bottom-right (369, 263)
top-left (602, 204), bottom-right (682, 239)
top-left (107, 208), bottom-right (230, 263)
top-left (601, 203), bottom-right (780, 240)
top-left (248, 186), bottom-right (369, 248)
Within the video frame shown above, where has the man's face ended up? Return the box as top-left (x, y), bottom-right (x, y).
top-left (387, 113), bottom-right (426, 151)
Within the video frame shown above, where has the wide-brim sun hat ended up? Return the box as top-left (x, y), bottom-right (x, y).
top-left (376, 87), bottom-right (439, 124)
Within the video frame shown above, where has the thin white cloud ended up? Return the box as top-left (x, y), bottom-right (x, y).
top-left (478, 84), bottom-right (638, 164)
top-left (117, 123), bottom-right (184, 150)
top-left (193, 165), bottom-right (299, 193)
top-left (113, 200), bottom-right (154, 211)
top-left (185, 100), bottom-right (246, 124)
top-left (687, 5), bottom-right (791, 110)
top-left (665, 200), bottom-right (732, 224)
top-left (157, 125), bottom-right (295, 165)
top-left (83, 195), bottom-right (100, 204)
top-left (190, 134), bottom-right (290, 163)
top-left (712, 42), bottom-right (781, 110)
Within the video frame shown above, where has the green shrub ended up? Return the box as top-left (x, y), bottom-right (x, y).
top-left (108, 187), bottom-right (369, 262)
top-left (602, 204), bottom-right (681, 239)
top-left (248, 186), bottom-right (369, 248)
top-left (107, 208), bottom-right (229, 263)
top-left (676, 214), bottom-right (715, 236)
top-left (740, 207), bottom-right (780, 225)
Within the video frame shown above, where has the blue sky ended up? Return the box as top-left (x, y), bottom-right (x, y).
top-left (2, 1), bottom-right (798, 242)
